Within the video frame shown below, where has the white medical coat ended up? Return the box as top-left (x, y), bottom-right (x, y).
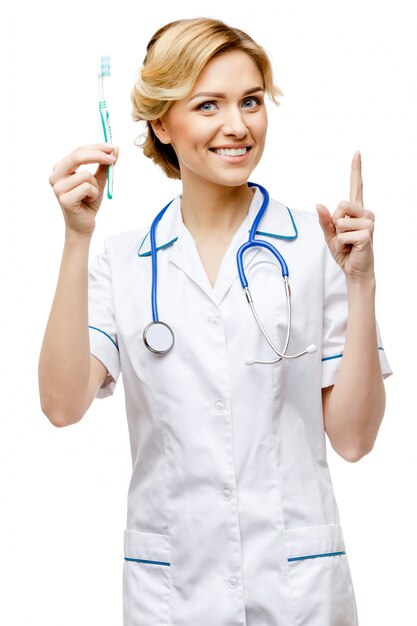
top-left (88, 185), bottom-right (393, 626)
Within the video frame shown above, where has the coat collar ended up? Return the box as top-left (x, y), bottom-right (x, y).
top-left (137, 185), bottom-right (298, 305)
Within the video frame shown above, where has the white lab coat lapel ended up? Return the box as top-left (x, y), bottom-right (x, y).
top-left (137, 186), bottom-right (298, 307)
top-left (168, 220), bottom-right (215, 299)
top-left (138, 196), bottom-right (216, 302)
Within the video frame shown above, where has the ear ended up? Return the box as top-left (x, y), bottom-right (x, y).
top-left (150, 117), bottom-right (172, 145)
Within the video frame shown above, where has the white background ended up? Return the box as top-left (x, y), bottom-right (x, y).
top-left (1, 0), bottom-right (415, 624)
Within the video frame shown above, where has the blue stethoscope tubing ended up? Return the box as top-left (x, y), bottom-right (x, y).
top-left (143, 182), bottom-right (316, 363)
top-left (236, 182), bottom-right (288, 285)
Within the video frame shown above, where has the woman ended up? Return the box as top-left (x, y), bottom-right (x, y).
top-left (39, 17), bottom-right (392, 626)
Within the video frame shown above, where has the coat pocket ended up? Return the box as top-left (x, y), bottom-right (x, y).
top-left (123, 529), bottom-right (171, 626)
top-left (284, 524), bottom-right (359, 626)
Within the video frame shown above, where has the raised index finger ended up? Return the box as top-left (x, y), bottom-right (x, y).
top-left (349, 150), bottom-right (364, 206)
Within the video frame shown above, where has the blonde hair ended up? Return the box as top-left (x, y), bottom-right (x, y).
top-left (131, 17), bottom-right (284, 180)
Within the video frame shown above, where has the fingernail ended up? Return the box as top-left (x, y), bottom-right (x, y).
top-left (106, 154), bottom-right (116, 162)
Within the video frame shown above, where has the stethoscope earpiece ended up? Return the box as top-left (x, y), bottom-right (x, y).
top-left (245, 343), bottom-right (317, 366)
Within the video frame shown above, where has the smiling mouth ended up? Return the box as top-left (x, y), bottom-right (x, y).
top-left (209, 147), bottom-right (252, 157)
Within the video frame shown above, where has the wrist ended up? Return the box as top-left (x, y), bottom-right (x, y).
top-left (346, 274), bottom-right (377, 318)
top-left (346, 273), bottom-right (376, 292)
top-left (64, 229), bottom-right (93, 247)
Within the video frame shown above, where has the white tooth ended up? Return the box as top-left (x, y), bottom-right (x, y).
top-left (215, 147), bottom-right (247, 156)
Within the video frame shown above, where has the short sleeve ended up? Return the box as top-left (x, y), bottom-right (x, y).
top-left (88, 239), bottom-right (121, 398)
top-left (321, 247), bottom-right (393, 388)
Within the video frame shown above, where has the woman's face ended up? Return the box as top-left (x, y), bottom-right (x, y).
top-left (151, 50), bottom-right (268, 188)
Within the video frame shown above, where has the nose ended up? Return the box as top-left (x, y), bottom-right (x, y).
top-left (221, 105), bottom-right (248, 138)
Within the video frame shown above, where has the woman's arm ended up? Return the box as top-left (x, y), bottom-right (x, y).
top-left (321, 277), bottom-right (385, 462)
top-left (38, 234), bottom-right (108, 427)
top-left (317, 152), bottom-right (386, 462)
top-left (38, 144), bottom-right (118, 427)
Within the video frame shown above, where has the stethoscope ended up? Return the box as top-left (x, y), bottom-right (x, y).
top-left (143, 182), bottom-right (317, 365)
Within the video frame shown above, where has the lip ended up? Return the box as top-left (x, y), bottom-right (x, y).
top-left (209, 146), bottom-right (252, 164)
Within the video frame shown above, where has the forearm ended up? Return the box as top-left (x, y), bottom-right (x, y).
top-left (38, 232), bottom-right (92, 425)
top-left (324, 277), bottom-right (386, 461)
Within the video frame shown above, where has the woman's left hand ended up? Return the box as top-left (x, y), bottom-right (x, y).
top-left (316, 151), bottom-right (375, 282)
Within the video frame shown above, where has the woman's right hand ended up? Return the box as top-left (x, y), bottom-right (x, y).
top-left (49, 144), bottom-right (119, 238)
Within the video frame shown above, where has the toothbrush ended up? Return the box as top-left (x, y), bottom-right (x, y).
top-left (98, 55), bottom-right (113, 199)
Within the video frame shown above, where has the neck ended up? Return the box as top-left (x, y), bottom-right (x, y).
top-left (180, 175), bottom-right (255, 239)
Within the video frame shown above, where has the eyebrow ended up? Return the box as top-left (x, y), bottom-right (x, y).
top-left (187, 86), bottom-right (264, 103)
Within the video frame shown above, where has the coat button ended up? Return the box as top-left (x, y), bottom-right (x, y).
top-left (208, 315), bottom-right (220, 328)
top-left (213, 400), bottom-right (225, 413)
top-left (227, 575), bottom-right (238, 588)
top-left (221, 486), bottom-right (233, 500)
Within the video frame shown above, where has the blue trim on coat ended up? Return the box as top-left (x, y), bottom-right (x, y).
top-left (137, 234), bottom-right (178, 258)
top-left (288, 550), bottom-right (346, 562)
top-left (124, 557), bottom-right (170, 566)
top-left (88, 325), bottom-right (119, 351)
top-left (322, 353), bottom-right (344, 362)
top-left (256, 207), bottom-right (298, 240)
top-left (322, 346), bottom-right (384, 362)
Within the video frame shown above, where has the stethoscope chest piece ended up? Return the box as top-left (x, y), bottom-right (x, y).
top-left (143, 321), bottom-right (175, 354)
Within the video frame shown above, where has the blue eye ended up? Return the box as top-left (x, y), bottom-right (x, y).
top-left (242, 96), bottom-right (260, 108)
top-left (196, 96), bottom-right (261, 112)
top-left (197, 101), bottom-right (217, 112)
